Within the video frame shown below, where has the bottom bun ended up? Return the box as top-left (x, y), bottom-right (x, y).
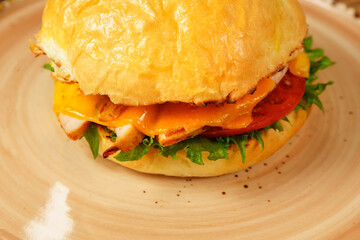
top-left (98, 109), bottom-right (309, 177)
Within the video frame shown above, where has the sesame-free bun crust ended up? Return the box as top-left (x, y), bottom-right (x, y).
top-left (98, 109), bottom-right (308, 177)
top-left (37, 0), bottom-right (307, 106)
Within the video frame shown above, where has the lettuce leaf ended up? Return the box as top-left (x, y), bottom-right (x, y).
top-left (114, 138), bottom-right (150, 161)
top-left (114, 136), bottom-right (230, 165)
top-left (104, 126), bottom-right (117, 141)
top-left (296, 36), bottom-right (334, 112)
top-left (112, 123), bottom-right (286, 165)
top-left (43, 63), bottom-right (54, 72)
top-left (112, 119), bottom-right (287, 165)
top-left (83, 124), bottom-right (100, 159)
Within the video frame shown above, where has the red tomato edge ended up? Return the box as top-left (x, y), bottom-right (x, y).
top-left (201, 73), bottom-right (306, 138)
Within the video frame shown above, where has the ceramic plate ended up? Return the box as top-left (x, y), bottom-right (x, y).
top-left (0, 0), bottom-right (360, 239)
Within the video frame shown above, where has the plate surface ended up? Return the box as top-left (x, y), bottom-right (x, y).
top-left (0, 1), bottom-right (360, 239)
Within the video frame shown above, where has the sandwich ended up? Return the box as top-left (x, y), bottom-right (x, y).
top-left (30, 0), bottom-right (334, 177)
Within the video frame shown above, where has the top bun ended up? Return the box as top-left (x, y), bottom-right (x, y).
top-left (37, 0), bottom-right (307, 106)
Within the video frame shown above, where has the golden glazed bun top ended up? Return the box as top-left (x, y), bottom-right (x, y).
top-left (37, 0), bottom-right (307, 106)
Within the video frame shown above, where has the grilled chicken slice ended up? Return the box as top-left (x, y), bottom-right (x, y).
top-left (157, 128), bottom-right (202, 147)
top-left (99, 101), bottom-right (127, 122)
top-left (114, 125), bottom-right (145, 152)
top-left (57, 113), bottom-right (90, 140)
top-left (102, 124), bottom-right (144, 158)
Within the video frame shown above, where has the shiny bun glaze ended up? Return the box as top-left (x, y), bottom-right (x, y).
top-left (37, 0), bottom-right (307, 106)
top-left (98, 109), bottom-right (308, 177)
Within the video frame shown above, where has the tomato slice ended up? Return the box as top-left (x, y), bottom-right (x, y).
top-left (201, 72), bottom-right (306, 138)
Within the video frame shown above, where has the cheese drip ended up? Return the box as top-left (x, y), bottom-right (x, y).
top-left (53, 78), bottom-right (274, 137)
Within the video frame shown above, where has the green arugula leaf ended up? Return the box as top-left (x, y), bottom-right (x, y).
top-left (114, 139), bottom-right (150, 161)
top-left (43, 63), bottom-right (54, 72)
top-left (249, 131), bottom-right (264, 150)
top-left (103, 126), bottom-right (112, 133)
top-left (282, 116), bottom-right (292, 126)
top-left (300, 81), bottom-right (334, 112)
top-left (109, 121), bottom-right (280, 165)
top-left (303, 36), bottom-right (313, 52)
top-left (103, 126), bottom-right (117, 141)
top-left (299, 36), bottom-right (335, 112)
top-left (319, 57), bottom-right (335, 70)
top-left (185, 149), bottom-right (204, 165)
top-left (83, 124), bottom-right (99, 159)
top-left (113, 136), bottom-right (229, 165)
top-left (229, 135), bottom-right (248, 163)
top-left (307, 48), bottom-right (324, 62)
top-left (254, 133), bottom-right (264, 150)
top-left (157, 140), bottom-right (187, 159)
top-left (143, 137), bottom-right (154, 147)
top-left (164, 137), bottom-right (229, 164)
top-left (309, 57), bottom-right (334, 75)
top-left (264, 121), bottom-right (284, 132)
top-left (110, 132), bottom-right (117, 141)
top-left (194, 138), bottom-right (229, 161)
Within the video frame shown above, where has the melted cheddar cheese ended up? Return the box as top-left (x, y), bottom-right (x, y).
top-left (289, 51), bottom-right (310, 78)
top-left (54, 78), bottom-right (274, 137)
